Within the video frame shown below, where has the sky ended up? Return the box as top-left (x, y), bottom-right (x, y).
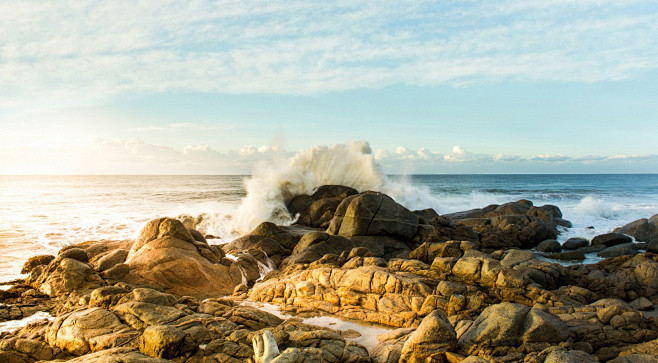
top-left (1, 0), bottom-right (658, 174)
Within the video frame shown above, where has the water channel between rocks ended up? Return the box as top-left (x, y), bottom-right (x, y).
top-left (240, 300), bottom-right (393, 353)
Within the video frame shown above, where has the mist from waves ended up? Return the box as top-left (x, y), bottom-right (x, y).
top-left (230, 141), bottom-right (440, 234)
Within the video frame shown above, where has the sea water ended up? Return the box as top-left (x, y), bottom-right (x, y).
top-left (1, 162), bottom-right (657, 281)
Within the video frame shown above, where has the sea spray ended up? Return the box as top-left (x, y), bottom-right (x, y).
top-left (231, 141), bottom-right (440, 234)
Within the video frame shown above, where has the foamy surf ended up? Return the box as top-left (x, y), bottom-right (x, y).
top-left (230, 141), bottom-right (441, 234)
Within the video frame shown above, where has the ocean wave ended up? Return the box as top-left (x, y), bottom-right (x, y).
top-left (230, 141), bottom-right (440, 235)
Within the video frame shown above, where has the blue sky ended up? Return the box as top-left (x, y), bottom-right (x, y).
top-left (1, 0), bottom-right (657, 174)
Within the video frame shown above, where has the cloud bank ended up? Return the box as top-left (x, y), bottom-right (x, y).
top-left (1, 0), bottom-right (657, 107)
top-left (2, 139), bottom-right (656, 175)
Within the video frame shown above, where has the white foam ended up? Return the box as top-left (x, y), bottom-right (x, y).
top-left (241, 301), bottom-right (391, 353)
top-left (0, 311), bottom-right (54, 333)
top-left (230, 141), bottom-right (438, 234)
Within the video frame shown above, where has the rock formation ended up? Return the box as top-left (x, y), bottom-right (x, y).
top-left (1, 186), bottom-right (657, 362)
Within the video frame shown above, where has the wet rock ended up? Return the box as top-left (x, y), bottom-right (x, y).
top-left (597, 243), bottom-right (638, 258)
top-left (614, 215), bottom-right (658, 244)
top-left (562, 237), bottom-right (589, 250)
top-left (288, 185), bottom-right (358, 229)
top-left (20, 255), bottom-right (55, 274)
top-left (139, 325), bottom-right (185, 359)
top-left (591, 232), bottom-right (633, 248)
top-left (188, 228), bottom-right (206, 243)
top-left (223, 222), bottom-right (299, 266)
top-left (537, 239), bottom-right (562, 253)
top-left (327, 192), bottom-right (418, 240)
top-left (400, 309), bottom-right (457, 362)
top-left (544, 250), bottom-right (586, 261)
top-left (647, 241), bottom-right (658, 253)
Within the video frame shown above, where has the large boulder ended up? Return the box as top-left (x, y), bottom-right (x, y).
top-left (288, 185), bottom-right (359, 228)
top-left (282, 232), bottom-right (355, 266)
top-left (46, 307), bottom-right (138, 356)
top-left (124, 218), bottom-right (241, 298)
top-left (591, 233), bottom-right (633, 248)
top-left (562, 237), bottom-right (589, 250)
top-left (139, 325), bottom-right (185, 359)
top-left (33, 257), bottom-right (104, 296)
top-left (458, 303), bottom-right (568, 355)
top-left (597, 243), bottom-right (639, 258)
top-left (222, 222), bottom-right (299, 266)
top-left (399, 309), bottom-right (457, 362)
top-left (613, 215), bottom-right (658, 244)
top-left (327, 192), bottom-right (418, 240)
top-left (537, 239), bottom-right (562, 253)
top-left (449, 200), bottom-right (568, 250)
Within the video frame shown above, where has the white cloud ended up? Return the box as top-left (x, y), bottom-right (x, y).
top-left (1, 0), bottom-right (657, 108)
top-left (1, 139), bottom-right (657, 174)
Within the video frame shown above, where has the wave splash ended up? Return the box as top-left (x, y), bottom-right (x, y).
top-left (231, 141), bottom-right (437, 235)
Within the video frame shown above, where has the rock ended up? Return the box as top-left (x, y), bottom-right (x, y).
top-left (252, 329), bottom-right (279, 363)
top-left (629, 297), bottom-right (653, 311)
top-left (400, 309), bottom-right (457, 362)
top-left (544, 348), bottom-right (598, 363)
top-left (413, 208), bottom-right (440, 222)
top-left (458, 302), bottom-right (568, 354)
top-left (283, 232), bottom-right (354, 266)
top-left (521, 307), bottom-right (569, 344)
top-left (112, 301), bottom-right (186, 330)
top-left (327, 192), bottom-right (419, 240)
top-left (647, 241), bottom-right (658, 253)
top-left (129, 217), bottom-right (195, 257)
top-left (537, 239), bottom-right (562, 253)
top-left (89, 286), bottom-right (130, 308)
top-left (139, 325), bottom-right (185, 359)
top-left (20, 255), bottom-right (55, 274)
top-left (613, 216), bottom-right (658, 243)
top-left (609, 354), bottom-right (658, 363)
top-left (65, 347), bottom-right (170, 362)
top-left (591, 232), bottom-right (633, 248)
top-left (458, 302), bottom-right (530, 352)
top-left (562, 237), bottom-right (589, 250)
top-left (59, 248), bottom-right (89, 263)
top-left (500, 249), bottom-right (538, 267)
top-left (96, 249), bottom-right (129, 272)
top-left (555, 218), bottom-right (573, 228)
top-left (35, 257), bottom-right (104, 296)
top-left (46, 307), bottom-right (138, 355)
top-left (597, 243), bottom-right (638, 258)
top-left (123, 217), bottom-right (241, 298)
top-left (288, 185), bottom-right (358, 228)
top-left (101, 263), bottom-right (131, 281)
top-left (544, 250), bottom-right (586, 261)
top-left (188, 228), bottom-right (207, 243)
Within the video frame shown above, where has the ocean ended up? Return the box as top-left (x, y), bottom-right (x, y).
top-left (1, 174), bottom-right (657, 282)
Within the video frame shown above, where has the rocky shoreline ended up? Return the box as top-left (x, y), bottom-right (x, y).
top-left (1, 185), bottom-right (657, 362)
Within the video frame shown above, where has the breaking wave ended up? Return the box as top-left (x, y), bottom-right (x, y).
top-left (231, 141), bottom-right (439, 234)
